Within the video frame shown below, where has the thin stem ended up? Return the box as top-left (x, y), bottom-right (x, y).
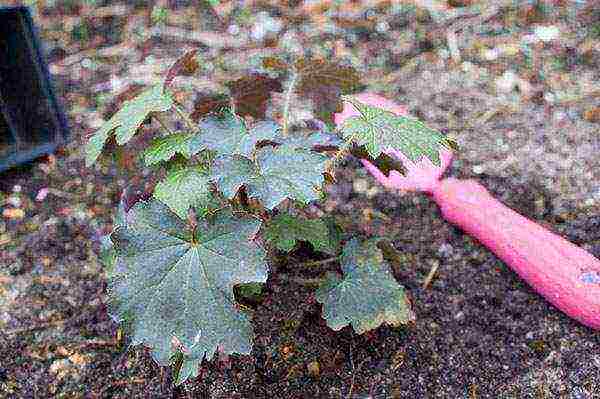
top-left (279, 275), bottom-right (328, 286)
top-left (422, 262), bottom-right (439, 290)
top-left (282, 71), bottom-right (298, 137)
top-left (296, 256), bottom-right (340, 268)
top-left (153, 112), bottom-right (175, 136)
top-left (174, 103), bottom-right (199, 134)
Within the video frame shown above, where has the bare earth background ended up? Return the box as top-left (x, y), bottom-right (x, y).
top-left (1, 0), bottom-right (600, 397)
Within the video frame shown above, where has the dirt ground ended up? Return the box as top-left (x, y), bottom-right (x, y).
top-left (1, 1), bottom-right (600, 398)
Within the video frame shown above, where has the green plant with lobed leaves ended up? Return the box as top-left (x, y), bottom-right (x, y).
top-left (87, 52), bottom-right (457, 384)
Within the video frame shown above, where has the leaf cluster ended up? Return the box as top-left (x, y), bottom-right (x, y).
top-left (86, 51), bottom-right (457, 385)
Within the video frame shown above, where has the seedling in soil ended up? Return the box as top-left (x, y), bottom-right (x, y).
top-left (87, 50), bottom-right (532, 385)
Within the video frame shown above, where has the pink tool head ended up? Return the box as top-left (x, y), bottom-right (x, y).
top-left (336, 92), bottom-right (454, 195)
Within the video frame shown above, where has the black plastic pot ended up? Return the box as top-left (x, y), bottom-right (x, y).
top-left (0, 6), bottom-right (69, 172)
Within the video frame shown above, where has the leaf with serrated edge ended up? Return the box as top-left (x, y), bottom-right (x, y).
top-left (264, 214), bottom-right (339, 254)
top-left (153, 166), bottom-right (212, 219)
top-left (189, 114), bottom-right (281, 157)
top-left (107, 200), bottom-right (267, 385)
top-left (85, 84), bottom-right (173, 166)
top-left (316, 238), bottom-right (414, 334)
top-left (143, 133), bottom-right (195, 166)
top-left (279, 131), bottom-right (342, 149)
top-left (339, 96), bottom-right (456, 166)
top-left (211, 145), bottom-right (328, 210)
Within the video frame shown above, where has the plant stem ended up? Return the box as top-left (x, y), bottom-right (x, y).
top-left (282, 71), bottom-right (298, 137)
top-left (422, 262), bottom-right (439, 289)
top-left (174, 103), bottom-right (199, 134)
top-left (153, 113), bottom-right (175, 136)
top-left (297, 256), bottom-right (340, 268)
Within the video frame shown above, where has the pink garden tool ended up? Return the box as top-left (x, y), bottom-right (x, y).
top-left (335, 92), bottom-right (600, 330)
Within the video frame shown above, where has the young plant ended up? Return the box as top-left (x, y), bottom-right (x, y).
top-left (87, 53), bottom-right (456, 384)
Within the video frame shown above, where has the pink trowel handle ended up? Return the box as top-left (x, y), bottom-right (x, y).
top-left (432, 178), bottom-right (600, 330)
top-left (338, 92), bottom-right (600, 329)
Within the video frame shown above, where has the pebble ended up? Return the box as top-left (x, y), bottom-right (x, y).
top-left (353, 179), bottom-right (369, 194)
top-left (7, 195), bottom-right (21, 208)
top-left (437, 243), bottom-right (454, 258)
top-left (2, 208), bottom-right (25, 220)
top-left (534, 25), bottom-right (560, 42)
top-left (307, 361), bottom-right (320, 378)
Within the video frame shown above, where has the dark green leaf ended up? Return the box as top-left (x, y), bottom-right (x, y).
top-left (339, 96), bottom-right (457, 165)
top-left (107, 200), bottom-right (267, 385)
top-left (142, 132), bottom-right (195, 166)
top-left (211, 145), bottom-right (328, 210)
top-left (264, 214), bottom-right (339, 255)
top-left (85, 84), bottom-right (173, 166)
top-left (235, 282), bottom-right (265, 305)
top-left (153, 166), bottom-right (212, 219)
top-left (316, 238), bottom-right (414, 334)
top-left (190, 113), bottom-right (281, 157)
top-left (279, 131), bottom-right (342, 149)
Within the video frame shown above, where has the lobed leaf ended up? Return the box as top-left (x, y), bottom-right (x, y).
top-left (211, 145), bottom-right (328, 210)
top-left (153, 166), bottom-right (212, 219)
top-left (142, 132), bottom-right (195, 166)
top-left (85, 84), bottom-right (173, 166)
top-left (107, 200), bottom-right (268, 385)
top-left (339, 96), bottom-right (457, 166)
top-left (189, 113), bottom-right (281, 157)
top-left (279, 130), bottom-right (343, 150)
top-left (264, 214), bottom-right (340, 255)
top-left (316, 238), bottom-right (415, 334)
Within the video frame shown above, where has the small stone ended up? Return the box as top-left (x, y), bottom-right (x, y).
top-left (353, 179), bottom-right (369, 194)
top-left (68, 352), bottom-right (91, 366)
top-left (583, 106), bottom-right (600, 123)
top-left (7, 195), bottom-right (21, 208)
top-left (2, 208), bottom-right (25, 220)
top-left (307, 361), bottom-right (320, 378)
top-left (495, 70), bottom-right (518, 93)
top-left (534, 25), bottom-right (560, 42)
top-left (454, 311), bottom-right (465, 321)
top-left (49, 359), bottom-right (70, 376)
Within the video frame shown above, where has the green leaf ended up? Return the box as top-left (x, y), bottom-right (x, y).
top-left (264, 214), bottom-right (339, 255)
top-left (190, 113), bottom-right (281, 157)
top-left (99, 196), bottom-right (128, 273)
top-left (153, 166), bottom-right (212, 219)
top-left (211, 145), bottom-right (328, 210)
top-left (85, 84), bottom-right (173, 166)
top-left (316, 238), bottom-right (414, 334)
top-left (279, 130), bottom-right (342, 149)
top-left (235, 282), bottom-right (265, 304)
top-left (339, 96), bottom-right (457, 166)
top-left (99, 234), bottom-right (117, 272)
top-left (142, 132), bottom-right (195, 166)
top-left (107, 200), bottom-right (267, 385)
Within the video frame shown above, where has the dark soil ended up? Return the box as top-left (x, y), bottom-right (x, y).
top-left (1, 1), bottom-right (600, 398)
